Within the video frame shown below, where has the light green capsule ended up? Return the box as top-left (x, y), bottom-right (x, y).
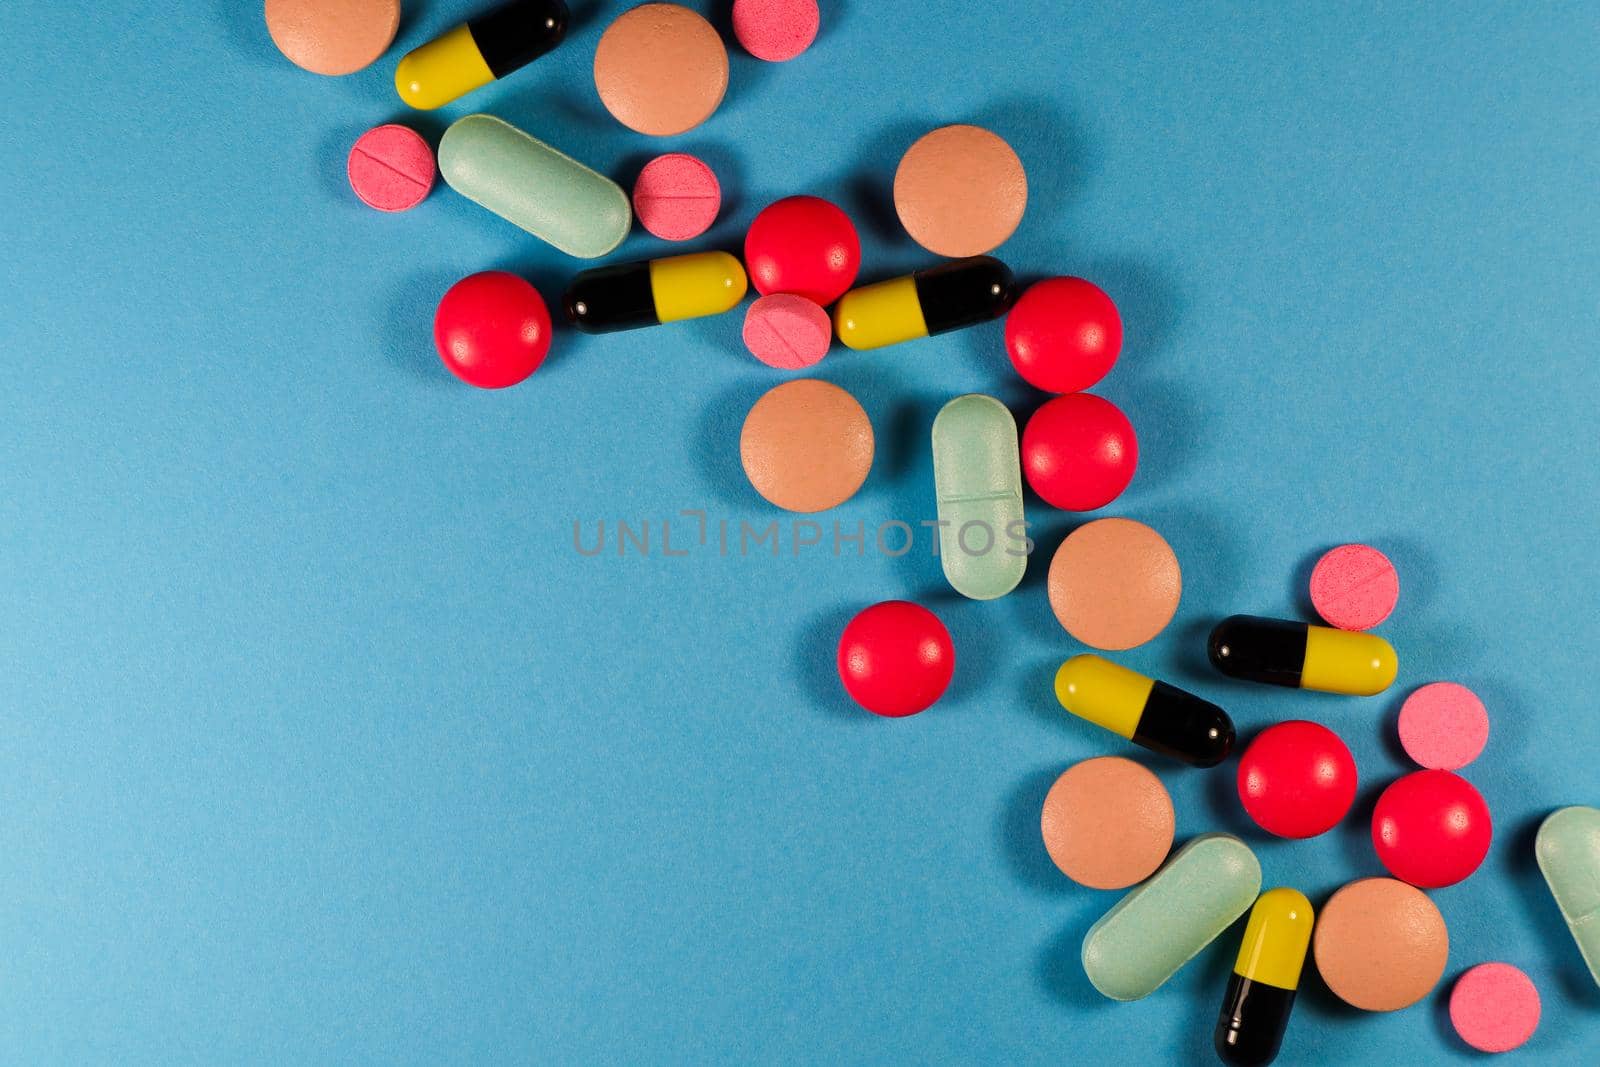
top-left (438, 114), bottom-right (630, 259)
top-left (1536, 805), bottom-right (1600, 987)
top-left (931, 394), bottom-right (1027, 600)
top-left (1082, 833), bottom-right (1262, 1001)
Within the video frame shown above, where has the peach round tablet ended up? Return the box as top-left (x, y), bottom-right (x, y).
top-left (264, 0), bottom-right (400, 76)
top-left (1449, 962), bottom-right (1540, 1053)
top-left (740, 380), bottom-right (873, 512)
top-left (732, 0), bottom-right (819, 62)
top-left (893, 125), bottom-right (1027, 258)
top-left (632, 154), bottom-right (720, 241)
top-left (1047, 518), bottom-right (1181, 650)
top-left (593, 4), bottom-right (728, 136)
top-left (1309, 543), bottom-right (1399, 630)
top-left (348, 125), bottom-right (435, 212)
top-left (1398, 682), bottom-right (1489, 770)
top-left (743, 295), bottom-right (832, 369)
top-left (1313, 877), bottom-right (1449, 1011)
top-left (1040, 757), bottom-right (1174, 890)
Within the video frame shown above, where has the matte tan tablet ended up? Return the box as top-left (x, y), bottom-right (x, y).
top-left (1047, 518), bottom-right (1181, 650)
top-left (893, 125), bottom-right (1027, 257)
top-left (740, 380), bottom-right (873, 512)
top-left (264, 0), bottom-right (400, 76)
top-left (593, 4), bottom-right (729, 136)
top-left (1313, 877), bottom-right (1449, 1011)
top-left (1040, 757), bottom-right (1175, 889)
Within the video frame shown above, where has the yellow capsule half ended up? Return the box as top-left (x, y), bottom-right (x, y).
top-left (834, 276), bottom-right (928, 350)
top-left (650, 251), bottom-right (748, 324)
top-left (395, 25), bottom-right (495, 110)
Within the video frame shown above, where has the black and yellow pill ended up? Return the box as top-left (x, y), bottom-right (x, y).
top-left (1053, 654), bottom-right (1235, 767)
top-left (1207, 615), bottom-right (1397, 696)
top-left (1215, 888), bottom-right (1314, 1067)
top-left (396, 0), bottom-right (569, 110)
top-left (563, 252), bottom-right (748, 333)
top-left (833, 256), bottom-right (1014, 350)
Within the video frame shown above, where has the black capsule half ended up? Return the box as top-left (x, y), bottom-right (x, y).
top-left (563, 261), bottom-right (658, 333)
top-left (914, 256), bottom-right (1015, 334)
top-left (1208, 615), bottom-right (1308, 688)
top-left (470, 0), bottom-right (570, 79)
top-left (1215, 976), bottom-right (1295, 1067)
top-left (1135, 681), bottom-right (1236, 768)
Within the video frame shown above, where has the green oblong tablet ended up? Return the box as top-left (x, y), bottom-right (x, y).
top-left (1535, 805), bottom-right (1600, 987)
top-left (931, 394), bottom-right (1026, 600)
top-left (1082, 833), bottom-right (1262, 1001)
top-left (438, 114), bottom-right (630, 259)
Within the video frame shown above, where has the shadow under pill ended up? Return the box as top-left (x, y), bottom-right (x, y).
top-left (380, 269), bottom-right (462, 385)
top-left (794, 602), bottom-right (866, 720)
top-left (1035, 913), bottom-right (1119, 1012)
top-left (998, 766), bottom-right (1077, 897)
top-left (693, 378), bottom-right (775, 507)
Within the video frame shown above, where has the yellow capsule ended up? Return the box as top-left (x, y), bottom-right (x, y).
top-left (833, 257), bottom-right (1013, 350)
top-left (1208, 615), bottom-right (1397, 696)
top-left (1215, 888), bottom-right (1314, 1066)
top-left (1054, 655), bottom-right (1235, 767)
top-left (564, 252), bottom-right (747, 333)
top-left (396, 1), bottom-right (570, 110)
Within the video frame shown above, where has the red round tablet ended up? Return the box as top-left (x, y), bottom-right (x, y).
top-left (1310, 543), bottom-right (1399, 630)
top-left (632, 153), bottom-right (721, 241)
top-left (348, 124), bottom-right (435, 212)
top-left (433, 272), bottom-right (552, 389)
top-left (1449, 962), bottom-right (1540, 1053)
top-left (1005, 277), bottom-right (1122, 393)
top-left (1372, 770), bottom-right (1492, 888)
top-left (1020, 393), bottom-right (1137, 511)
top-left (836, 601), bottom-right (954, 717)
top-left (1237, 721), bottom-right (1357, 838)
top-left (744, 196), bottom-right (861, 306)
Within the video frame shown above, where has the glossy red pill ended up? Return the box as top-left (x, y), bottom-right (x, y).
top-left (1005, 277), bottom-right (1122, 393)
top-left (744, 196), bottom-right (861, 306)
top-left (433, 272), bottom-right (552, 389)
top-left (1237, 720), bottom-right (1357, 838)
top-left (836, 601), bottom-right (954, 717)
top-left (1020, 392), bottom-right (1138, 510)
top-left (1372, 769), bottom-right (1492, 888)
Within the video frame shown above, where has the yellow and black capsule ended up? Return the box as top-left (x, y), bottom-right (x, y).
top-left (564, 251), bottom-right (748, 333)
top-left (833, 256), bottom-right (1014, 350)
top-left (1054, 654), bottom-right (1235, 767)
top-left (1208, 615), bottom-right (1397, 696)
top-left (1215, 888), bottom-right (1314, 1067)
top-left (396, 0), bottom-right (569, 110)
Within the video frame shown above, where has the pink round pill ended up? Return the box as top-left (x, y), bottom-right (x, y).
top-left (347, 124), bottom-right (435, 213)
top-left (1398, 682), bottom-right (1489, 770)
top-left (742, 294), bottom-right (832, 369)
top-left (732, 0), bottom-right (820, 62)
top-left (1309, 543), bottom-right (1399, 630)
top-left (1449, 962), bottom-right (1540, 1053)
top-left (631, 154), bottom-right (721, 242)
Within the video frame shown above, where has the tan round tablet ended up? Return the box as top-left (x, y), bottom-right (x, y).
top-left (893, 125), bottom-right (1027, 258)
top-left (1047, 518), bottom-right (1181, 650)
top-left (1313, 877), bottom-right (1449, 1012)
top-left (740, 380), bottom-right (873, 512)
top-left (264, 0), bottom-right (400, 76)
top-left (1040, 757), bottom-right (1174, 890)
top-left (594, 4), bottom-right (729, 136)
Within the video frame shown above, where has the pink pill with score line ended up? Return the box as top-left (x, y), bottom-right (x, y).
top-left (732, 0), bottom-right (820, 62)
top-left (743, 294), bottom-right (832, 369)
top-left (1449, 962), bottom-right (1540, 1053)
top-left (631, 153), bottom-right (721, 241)
top-left (1398, 682), bottom-right (1489, 770)
top-left (1309, 543), bottom-right (1399, 630)
top-left (347, 124), bottom-right (435, 213)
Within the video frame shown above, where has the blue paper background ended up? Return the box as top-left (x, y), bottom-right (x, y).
top-left (3, 1), bottom-right (1597, 1063)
